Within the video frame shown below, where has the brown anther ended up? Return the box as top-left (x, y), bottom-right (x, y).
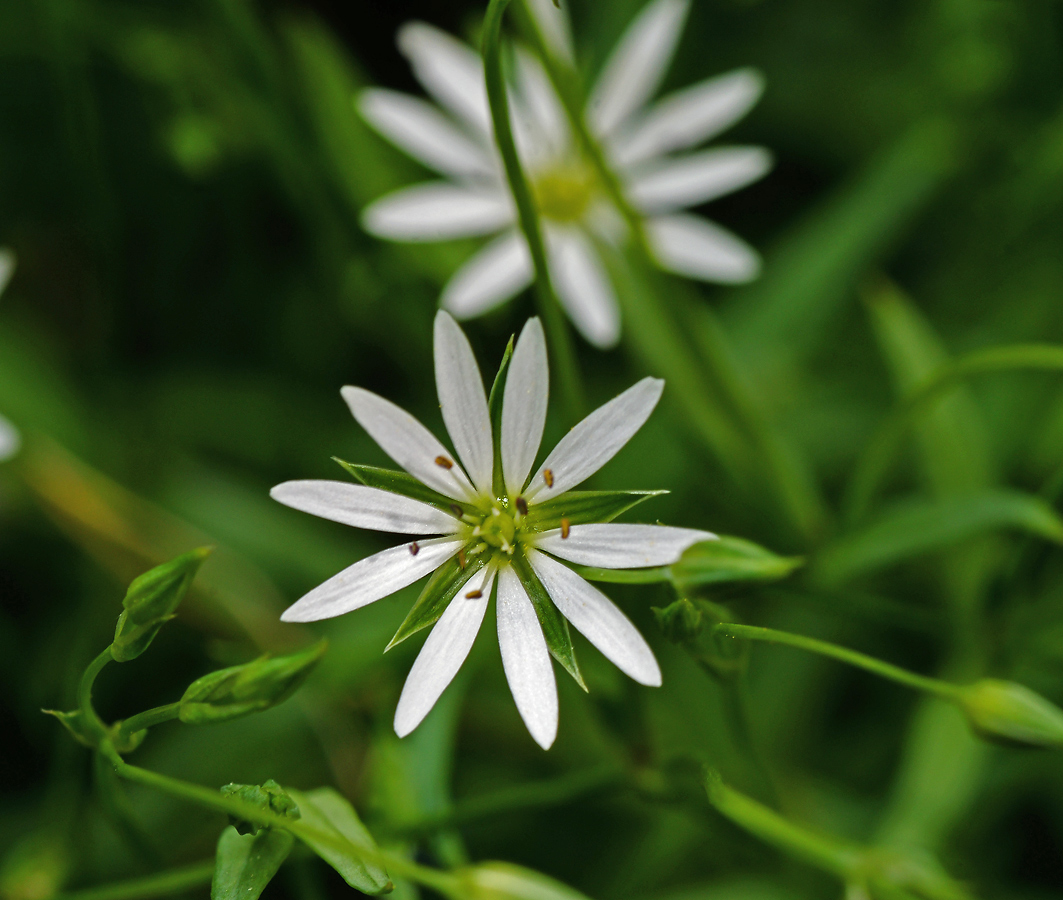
top-left (560, 518), bottom-right (571, 539)
top-left (457, 549), bottom-right (467, 570)
top-left (465, 589), bottom-right (483, 599)
top-left (515, 497), bottom-right (528, 516)
top-left (543, 469), bottom-right (554, 487)
top-left (449, 504), bottom-right (464, 517)
top-left (435, 455), bottom-right (454, 469)
top-left (409, 541), bottom-right (420, 556)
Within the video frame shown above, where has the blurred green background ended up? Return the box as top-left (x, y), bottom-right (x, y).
top-left (1, 0), bottom-right (1062, 898)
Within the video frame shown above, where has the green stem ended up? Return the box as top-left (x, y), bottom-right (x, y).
top-left (93, 752), bottom-right (161, 867)
top-left (55, 860), bottom-right (216, 900)
top-left (713, 623), bottom-right (960, 701)
top-left (77, 648), bottom-right (113, 740)
top-left (117, 702), bottom-right (181, 739)
top-left (482, 0), bottom-right (583, 421)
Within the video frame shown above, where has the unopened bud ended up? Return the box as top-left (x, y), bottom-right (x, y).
top-left (652, 598), bottom-right (703, 643)
top-left (221, 779), bottom-right (300, 835)
top-left (178, 640), bottom-right (326, 724)
top-left (111, 548), bottom-right (211, 662)
top-left (957, 679), bottom-right (1063, 748)
top-left (457, 862), bottom-right (592, 900)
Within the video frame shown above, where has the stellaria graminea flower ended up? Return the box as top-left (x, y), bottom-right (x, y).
top-left (0, 248), bottom-right (19, 462)
top-left (271, 311), bottom-right (716, 748)
top-left (358, 0), bottom-right (769, 349)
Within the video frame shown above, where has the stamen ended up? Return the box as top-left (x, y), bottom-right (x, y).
top-left (515, 497), bottom-right (528, 516)
top-left (465, 589), bottom-right (483, 599)
top-left (491, 507), bottom-right (501, 517)
top-left (409, 541), bottom-right (420, 556)
top-left (501, 539), bottom-right (513, 555)
top-left (435, 455), bottom-right (454, 469)
top-left (458, 549), bottom-right (467, 569)
top-left (543, 469), bottom-right (554, 488)
top-left (560, 518), bottom-right (570, 539)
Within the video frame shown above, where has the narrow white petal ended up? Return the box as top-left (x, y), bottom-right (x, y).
top-left (341, 386), bottom-right (477, 502)
top-left (359, 89), bottom-right (494, 180)
top-left (545, 226), bottom-right (621, 349)
top-left (501, 318), bottom-right (549, 497)
top-left (442, 230), bottom-right (533, 318)
top-left (515, 49), bottom-right (570, 159)
top-left (525, 0), bottom-right (575, 63)
top-left (536, 524), bottom-right (716, 568)
top-left (362, 183), bottom-right (512, 242)
top-left (281, 538), bottom-right (462, 623)
top-left (526, 377), bottom-right (664, 502)
top-left (627, 147), bottom-right (772, 214)
top-left (0, 414), bottom-right (21, 462)
top-left (434, 311), bottom-right (494, 496)
top-left (270, 480), bottom-right (460, 534)
top-left (394, 565), bottom-right (495, 737)
top-left (398, 22), bottom-right (490, 136)
top-left (496, 565), bottom-right (558, 749)
top-left (610, 68), bottom-right (766, 167)
top-left (0, 248), bottom-right (15, 297)
top-left (646, 214), bottom-right (761, 283)
top-left (528, 550), bottom-right (661, 686)
top-left (588, 0), bottom-right (690, 137)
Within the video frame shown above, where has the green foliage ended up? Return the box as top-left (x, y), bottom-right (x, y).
top-left (957, 679), bottom-right (1063, 748)
top-left (220, 780), bottom-right (300, 835)
top-left (211, 826), bottom-right (294, 900)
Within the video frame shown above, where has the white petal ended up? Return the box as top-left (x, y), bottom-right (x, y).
top-left (281, 538), bottom-right (462, 623)
top-left (362, 183), bottom-right (512, 242)
top-left (0, 414), bottom-right (21, 462)
top-left (526, 377), bottom-right (664, 502)
top-left (545, 226), bottom-right (621, 349)
top-left (359, 89), bottom-right (494, 180)
top-left (394, 565), bottom-right (495, 737)
top-left (524, 0), bottom-right (575, 63)
top-left (646, 214), bottom-right (761, 283)
top-left (270, 480), bottom-right (460, 534)
top-left (515, 49), bottom-right (570, 161)
top-left (496, 565), bottom-right (558, 749)
top-left (501, 318), bottom-right (549, 497)
top-left (610, 68), bottom-right (766, 167)
top-left (442, 230), bottom-right (533, 318)
top-left (627, 147), bottom-right (772, 214)
top-left (398, 22), bottom-right (490, 136)
top-left (588, 0), bottom-right (690, 137)
top-left (528, 549), bottom-right (661, 686)
top-left (434, 311), bottom-right (494, 496)
top-left (536, 524), bottom-right (716, 568)
top-left (0, 248), bottom-right (15, 298)
top-left (341, 386), bottom-right (477, 502)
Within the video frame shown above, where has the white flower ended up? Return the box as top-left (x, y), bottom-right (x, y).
top-left (271, 311), bottom-right (716, 748)
top-left (358, 0), bottom-right (769, 348)
top-left (0, 248), bottom-right (19, 463)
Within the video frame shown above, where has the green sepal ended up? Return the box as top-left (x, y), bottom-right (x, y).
top-left (333, 459), bottom-right (473, 514)
top-left (285, 787), bottom-right (392, 895)
top-left (386, 556), bottom-right (484, 651)
top-left (651, 598), bottom-right (704, 643)
top-left (41, 709), bottom-right (96, 749)
top-left (524, 490), bottom-right (666, 531)
top-left (957, 679), bottom-right (1063, 748)
top-left (220, 780), bottom-right (300, 836)
top-left (487, 335), bottom-right (515, 498)
top-left (211, 826), bottom-right (294, 900)
top-left (511, 554), bottom-right (586, 691)
top-left (670, 537), bottom-right (803, 591)
top-left (179, 640), bottom-right (327, 725)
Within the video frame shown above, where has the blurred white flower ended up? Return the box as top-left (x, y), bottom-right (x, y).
top-left (271, 311), bottom-right (715, 748)
top-left (0, 248), bottom-right (19, 463)
top-left (359, 0), bottom-right (769, 348)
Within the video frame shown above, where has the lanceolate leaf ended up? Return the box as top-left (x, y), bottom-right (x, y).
top-left (285, 788), bottom-right (391, 895)
top-left (386, 555), bottom-right (484, 650)
top-left (333, 459), bottom-right (474, 513)
top-left (525, 490), bottom-right (666, 530)
top-left (488, 335), bottom-right (515, 498)
top-left (211, 826), bottom-right (294, 900)
top-left (512, 554), bottom-right (587, 691)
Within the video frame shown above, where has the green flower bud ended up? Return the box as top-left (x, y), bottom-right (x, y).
top-left (111, 548), bottom-right (211, 662)
top-left (221, 779), bottom-right (300, 836)
top-left (456, 862), bottom-right (592, 900)
top-left (651, 598), bottom-right (703, 643)
top-left (956, 678), bottom-right (1063, 748)
top-left (178, 640), bottom-right (327, 725)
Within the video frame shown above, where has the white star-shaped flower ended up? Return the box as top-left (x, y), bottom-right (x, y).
top-left (358, 0), bottom-right (769, 349)
top-left (271, 311), bottom-right (715, 748)
top-left (0, 248), bottom-right (19, 463)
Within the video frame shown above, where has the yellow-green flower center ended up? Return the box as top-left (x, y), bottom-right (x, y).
top-left (472, 503), bottom-right (520, 555)
top-left (531, 163), bottom-right (595, 223)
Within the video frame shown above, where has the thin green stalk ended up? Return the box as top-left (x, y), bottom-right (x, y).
top-left (77, 648), bottom-right (113, 740)
top-left (55, 860), bottom-right (215, 900)
top-left (482, 0), bottom-right (583, 421)
top-left (117, 702), bottom-right (181, 739)
top-left (713, 623), bottom-right (960, 701)
top-left (93, 752), bottom-right (161, 867)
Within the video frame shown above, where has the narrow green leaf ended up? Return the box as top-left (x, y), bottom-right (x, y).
top-left (511, 554), bottom-right (586, 691)
top-left (815, 490), bottom-right (1063, 587)
top-left (211, 826), bottom-right (293, 900)
top-left (488, 336), bottom-right (515, 498)
top-left (41, 709), bottom-right (96, 748)
top-left (525, 490), bottom-right (666, 531)
top-left (333, 459), bottom-right (472, 513)
top-left (671, 537), bottom-right (804, 590)
top-left (285, 788), bottom-right (391, 895)
top-left (386, 556), bottom-right (484, 650)
top-left (458, 861), bottom-right (595, 900)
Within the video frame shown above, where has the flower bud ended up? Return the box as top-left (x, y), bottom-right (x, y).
top-left (957, 679), bottom-right (1063, 748)
top-left (455, 862), bottom-right (592, 900)
top-left (111, 548), bottom-right (211, 662)
top-left (221, 779), bottom-right (300, 836)
top-left (652, 598), bottom-right (703, 643)
top-left (178, 640), bottom-right (327, 725)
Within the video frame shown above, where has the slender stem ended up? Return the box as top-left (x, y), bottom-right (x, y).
top-left (117, 702), bottom-right (181, 739)
top-left (93, 752), bottom-right (161, 866)
top-left (482, 0), bottom-right (583, 421)
top-left (713, 623), bottom-right (961, 701)
top-left (55, 860), bottom-right (216, 900)
top-left (77, 648), bottom-right (113, 739)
